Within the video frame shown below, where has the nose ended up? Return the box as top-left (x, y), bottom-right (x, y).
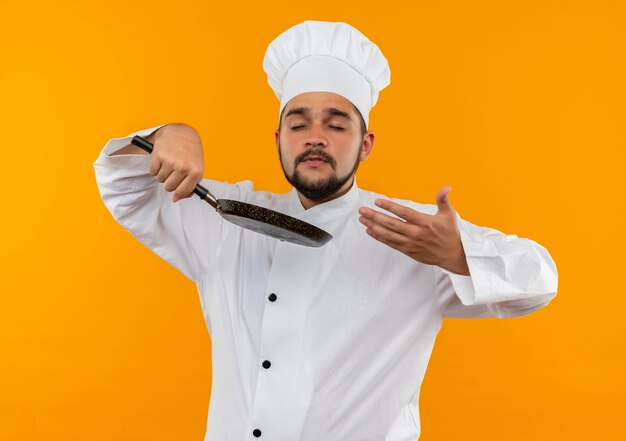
top-left (305, 123), bottom-right (328, 148)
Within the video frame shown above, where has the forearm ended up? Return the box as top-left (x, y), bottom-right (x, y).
top-left (443, 219), bottom-right (558, 307)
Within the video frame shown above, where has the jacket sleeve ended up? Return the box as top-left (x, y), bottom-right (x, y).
top-left (434, 213), bottom-right (558, 319)
top-left (93, 124), bottom-right (250, 283)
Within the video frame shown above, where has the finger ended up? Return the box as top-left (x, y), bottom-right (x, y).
top-left (359, 207), bottom-right (413, 236)
top-left (373, 199), bottom-right (431, 225)
top-left (172, 174), bottom-right (201, 202)
top-left (172, 191), bottom-right (194, 203)
top-left (155, 162), bottom-right (175, 183)
top-left (362, 217), bottom-right (408, 248)
top-left (148, 156), bottom-right (162, 176)
top-left (172, 192), bottom-right (194, 203)
top-left (436, 185), bottom-right (455, 216)
top-left (163, 169), bottom-right (186, 192)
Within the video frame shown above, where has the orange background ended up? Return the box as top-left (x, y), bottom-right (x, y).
top-left (1, 0), bottom-right (624, 439)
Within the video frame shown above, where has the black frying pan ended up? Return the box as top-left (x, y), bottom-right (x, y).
top-left (131, 136), bottom-right (332, 247)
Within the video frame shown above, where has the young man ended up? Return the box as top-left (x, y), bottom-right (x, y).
top-left (94, 20), bottom-right (557, 441)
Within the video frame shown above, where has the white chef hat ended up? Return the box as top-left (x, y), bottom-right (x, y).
top-left (262, 20), bottom-right (391, 127)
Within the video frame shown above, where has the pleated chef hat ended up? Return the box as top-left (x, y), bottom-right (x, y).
top-left (262, 20), bottom-right (391, 127)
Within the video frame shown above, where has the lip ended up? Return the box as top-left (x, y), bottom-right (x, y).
top-left (303, 156), bottom-right (327, 163)
top-left (299, 157), bottom-right (329, 169)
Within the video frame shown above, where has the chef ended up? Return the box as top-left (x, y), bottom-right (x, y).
top-left (94, 20), bottom-right (558, 441)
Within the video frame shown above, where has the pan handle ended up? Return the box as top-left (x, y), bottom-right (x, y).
top-left (131, 136), bottom-right (220, 210)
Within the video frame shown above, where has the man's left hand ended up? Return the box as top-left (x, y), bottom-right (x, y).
top-left (358, 186), bottom-right (470, 275)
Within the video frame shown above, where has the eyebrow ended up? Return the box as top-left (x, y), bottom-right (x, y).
top-left (284, 106), bottom-right (353, 121)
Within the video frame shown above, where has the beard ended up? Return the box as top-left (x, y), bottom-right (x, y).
top-left (278, 141), bottom-right (362, 201)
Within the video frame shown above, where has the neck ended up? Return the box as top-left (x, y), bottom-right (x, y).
top-left (297, 175), bottom-right (355, 210)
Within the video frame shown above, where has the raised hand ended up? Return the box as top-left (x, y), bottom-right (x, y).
top-left (147, 123), bottom-right (205, 203)
top-left (358, 186), bottom-right (470, 275)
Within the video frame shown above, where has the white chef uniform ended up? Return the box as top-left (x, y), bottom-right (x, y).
top-left (94, 19), bottom-right (557, 441)
top-left (93, 123), bottom-right (557, 441)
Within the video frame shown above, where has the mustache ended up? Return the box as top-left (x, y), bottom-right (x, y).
top-left (295, 149), bottom-right (337, 169)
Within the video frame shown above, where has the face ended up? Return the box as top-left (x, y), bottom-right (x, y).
top-left (275, 92), bottom-right (374, 205)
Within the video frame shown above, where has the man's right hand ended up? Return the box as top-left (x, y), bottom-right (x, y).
top-left (148, 123), bottom-right (204, 202)
top-left (111, 123), bottom-right (205, 203)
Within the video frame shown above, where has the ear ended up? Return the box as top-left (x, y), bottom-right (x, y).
top-left (359, 131), bottom-right (375, 161)
top-left (274, 130), bottom-right (280, 153)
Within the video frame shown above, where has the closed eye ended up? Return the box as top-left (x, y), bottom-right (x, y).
top-left (290, 125), bottom-right (345, 131)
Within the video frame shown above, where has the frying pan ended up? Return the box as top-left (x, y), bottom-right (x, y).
top-left (130, 136), bottom-right (333, 247)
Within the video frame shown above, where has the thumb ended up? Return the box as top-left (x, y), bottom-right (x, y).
top-left (435, 185), bottom-right (454, 215)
